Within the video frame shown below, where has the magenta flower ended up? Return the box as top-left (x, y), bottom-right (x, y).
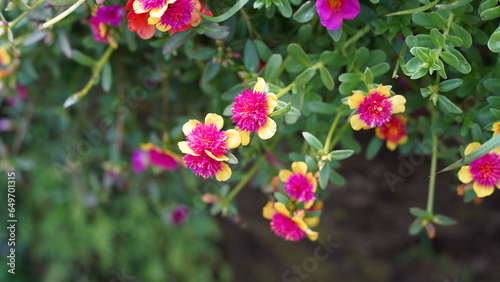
top-left (96, 5), bottom-right (125, 26)
top-left (90, 16), bottom-right (109, 42)
top-left (148, 0), bottom-right (195, 32)
top-left (231, 77), bottom-right (278, 145)
top-left (279, 162), bottom-right (317, 203)
top-left (171, 205), bottom-right (189, 225)
top-left (458, 142), bottom-right (500, 197)
top-left (316, 0), bottom-right (360, 30)
top-left (263, 202), bottom-right (318, 242)
top-left (178, 113), bottom-right (241, 181)
top-left (348, 84), bottom-right (406, 130)
top-left (131, 149), bottom-right (149, 173)
top-left (131, 143), bottom-right (181, 173)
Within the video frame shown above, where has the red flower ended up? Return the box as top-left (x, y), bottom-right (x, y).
top-left (125, 0), bottom-right (156, 39)
top-left (169, 0), bottom-right (213, 34)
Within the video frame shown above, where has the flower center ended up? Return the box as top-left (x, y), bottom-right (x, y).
top-left (158, 0), bottom-right (194, 30)
top-left (187, 123), bottom-right (228, 156)
top-left (231, 89), bottom-right (269, 132)
top-left (470, 153), bottom-right (500, 187)
top-left (328, 0), bottom-right (342, 10)
top-left (270, 213), bottom-right (306, 242)
top-left (357, 92), bottom-right (393, 127)
top-left (138, 0), bottom-right (168, 11)
top-left (183, 154), bottom-right (223, 178)
top-left (284, 174), bottom-right (316, 203)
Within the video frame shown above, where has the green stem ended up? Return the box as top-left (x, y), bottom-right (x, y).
top-left (9, 0), bottom-right (45, 29)
top-left (323, 109), bottom-right (342, 152)
top-left (328, 123), bottom-right (349, 151)
top-left (276, 83), bottom-right (294, 98)
top-left (42, 0), bottom-right (86, 28)
top-left (426, 126), bottom-right (438, 214)
top-left (224, 162), bottom-right (259, 204)
top-left (342, 25), bottom-right (370, 51)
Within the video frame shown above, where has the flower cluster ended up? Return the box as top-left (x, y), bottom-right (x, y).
top-left (125, 0), bottom-right (212, 39)
top-left (131, 143), bottom-right (181, 173)
top-left (263, 162), bottom-right (321, 242)
top-left (348, 84), bottom-right (406, 131)
top-left (176, 77), bottom-right (280, 181)
top-left (90, 5), bottom-right (125, 46)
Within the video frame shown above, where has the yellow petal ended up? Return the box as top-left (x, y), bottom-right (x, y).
top-left (257, 117), bottom-right (276, 140)
top-left (178, 141), bottom-right (196, 155)
top-left (148, 17), bottom-right (161, 25)
top-left (274, 202), bottom-right (290, 216)
top-left (149, 4), bottom-right (169, 18)
top-left (291, 217), bottom-right (309, 231)
top-left (398, 135), bottom-right (409, 145)
top-left (464, 142), bottom-right (481, 156)
top-left (493, 122), bottom-right (500, 136)
top-left (182, 119), bottom-right (201, 136)
top-left (0, 49), bottom-right (11, 65)
top-left (305, 229), bottom-right (319, 241)
top-left (225, 129), bottom-right (241, 149)
top-left (389, 95), bottom-right (406, 113)
top-left (215, 163), bottom-right (232, 181)
top-left (473, 182), bottom-right (494, 198)
top-left (266, 93), bottom-right (278, 114)
top-left (304, 217), bottom-right (320, 228)
top-left (304, 199), bottom-right (315, 209)
top-left (239, 130), bottom-right (251, 146)
top-left (156, 23), bottom-right (171, 32)
top-left (387, 141), bottom-right (397, 151)
top-left (348, 92), bottom-right (365, 109)
top-left (370, 84), bottom-right (391, 97)
top-left (133, 0), bottom-right (148, 13)
top-left (205, 150), bottom-right (229, 161)
top-left (350, 114), bottom-right (367, 131)
top-left (140, 142), bottom-right (156, 151)
top-left (254, 77), bottom-right (266, 93)
top-left (279, 169), bottom-right (293, 183)
top-left (205, 113), bottom-right (224, 130)
top-left (457, 166), bottom-right (473, 184)
top-left (308, 174), bottom-right (318, 192)
top-left (292, 161), bottom-right (308, 175)
top-left (262, 201), bottom-right (276, 219)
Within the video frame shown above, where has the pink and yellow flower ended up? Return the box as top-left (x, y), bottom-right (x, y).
top-left (348, 84), bottom-right (406, 131)
top-left (304, 200), bottom-right (323, 228)
top-left (90, 5), bottom-right (124, 46)
top-left (131, 143), bottom-right (182, 173)
top-left (375, 114), bottom-right (408, 151)
top-left (126, 0), bottom-right (157, 39)
top-left (178, 113), bottom-right (240, 181)
top-left (133, 0), bottom-right (175, 19)
top-left (263, 201), bottom-right (318, 242)
top-left (231, 77), bottom-right (278, 145)
top-left (279, 162), bottom-right (317, 204)
top-left (147, 0), bottom-right (196, 32)
top-left (492, 121), bottom-right (500, 136)
top-left (316, 0), bottom-right (360, 30)
top-left (458, 142), bottom-right (500, 198)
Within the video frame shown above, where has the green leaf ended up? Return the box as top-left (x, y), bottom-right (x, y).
top-left (366, 136), bottom-right (383, 160)
top-left (406, 34), bottom-right (433, 48)
top-left (440, 51), bottom-right (459, 68)
top-left (293, 1), bottom-right (316, 23)
top-left (371, 63), bottom-right (390, 77)
top-left (432, 214), bottom-right (457, 226)
top-left (287, 43), bottom-right (311, 67)
top-left (339, 73), bottom-right (362, 83)
top-left (253, 40), bottom-right (273, 61)
top-left (409, 207), bottom-right (430, 218)
top-left (409, 218), bottom-right (424, 235)
top-left (187, 47), bottom-right (216, 60)
top-left (439, 78), bottom-right (463, 92)
top-left (445, 35), bottom-right (463, 47)
top-left (201, 0), bottom-right (250, 22)
top-left (430, 28), bottom-right (445, 48)
top-left (101, 63), bottom-right (112, 92)
top-left (445, 47), bottom-right (471, 74)
top-left (436, 0), bottom-right (473, 10)
top-left (56, 30), bottom-right (72, 59)
top-left (451, 23), bottom-right (472, 48)
top-left (329, 169), bottom-right (346, 186)
top-left (480, 6), bottom-right (500, 21)
top-left (244, 40), bottom-right (259, 73)
top-left (386, 0), bottom-right (439, 16)
top-left (226, 152), bottom-right (239, 164)
top-left (319, 65), bottom-right (334, 90)
top-left (327, 29), bottom-right (342, 42)
top-left (412, 12), bottom-right (434, 29)
top-left (319, 163), bottom-right (330, 189)
top-left (438, 95), bottom-right (462, 114)
top-left (276, 0), bottom-right (292, 18)
top-left (320, 51), bottom-right (346, 66)
top-left (439, 134), bottom-right (500, 172)
top-left (305, 210), bottom-right (322, 218)
top-left (162, 28), bottom-right (196, 55)
top-left (264, 54), bottom-right (283, 82)
top-left (71, 50), bottom-right (97, 67)
top-left (46, 0), bottom-right (77, 5)
top-left (307, 101), bottom-right (336, 114)
top-left (285, 107), bottom-right (301, 124)
top-left (294, 67), bottom-right (316, 87)
top-left (483, 78), bottom-right (500, 92)
top-left (488, 30), bottom-right (500, 52)
top-left (479, 0), bottom-right (499, 14)
top-left (429, 12), bottom-right (447, 30)
top-left (352, 47), bottom-right (369, 69)
top-left (274, 192), bottom-right (290, 206)
top-left (200, 23), bottom-right (230, 40)
top-left (202, 61), bottom-right (221, 82)
top-left (363, 67), bottom-right (374, 86)
top-left (302, 132), bottom-right (323, 151)
top-left (270, 102), bottom-right (292, 118)
top-left (328, 150), bottom-right (354, 161)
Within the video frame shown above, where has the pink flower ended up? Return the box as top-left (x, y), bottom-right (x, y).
top-left (178, 113), bottom-right (241, 181)
top-left (375, 114), bottom-right (408, 151)
top-left (279, 162), bottom-right (317, 204)
top-left (231, 77), bottom-right (278, 145)
top-left (131, 149), bottom-right (149, 173)
top-left (131, 143), bottom-right (181, 173)
top-left (148, 0), bottom-right (196, 32)
top-left (316, 0), bottom-right (360, 30)
top-left (95, 5), bottom-right (125, 26)
top-left (458, 142), bottom-right (500, 198)
top-left (263, 202), bottom-right (318, 242)
top-left (171, 205), bottom-right (189, 225)
top-left (348, 84), bottom-right (406, 130)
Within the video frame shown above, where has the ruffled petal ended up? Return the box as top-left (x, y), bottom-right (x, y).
top-left (348, 92), bottom-right (366, 109)
top-left (262, 201), bottom-right (276, 219)
top-left (254, 77), bottom-right (266, 93)
top-left (178, 141), bottom-right (196, 155)
top-left (266, 93), bottom-right (278, 114)
top-left (349, 114), bottom-right (367, 131)
top-left (182, 119), bottom-right (201, 136)
top-left (389, 95), bottom-right (406, 113)
top-left (291, 161), bottom-right (308, 175)
top-left (149, 4), bottom-right (169, 18)
top-left (274, 202), bottom-right (290, 216)
top-left (457, 166), bottom-right (473, 183)
top-left (133, 0), bottom-right (148, 14)
top-left (279, 169), bottom-right (293, 183)
top-left (239, 130), bottom-right (251, 146)
top-left (225, 129), bottom-right (241, 149)
top-left (205, 113), bottom-right (224, 130)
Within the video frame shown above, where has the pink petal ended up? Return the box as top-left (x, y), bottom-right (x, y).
top-left (341, 0), bottom-right (361, 19)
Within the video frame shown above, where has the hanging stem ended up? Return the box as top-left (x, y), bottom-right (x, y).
top-left (8, 0), bottom-right (45, 29)
top-left (426, 73), bottom-right (441, 214)
top-left (323, 109), bottom-right (342, 152)
top-left (42, 0), bottom-right (86, 28)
